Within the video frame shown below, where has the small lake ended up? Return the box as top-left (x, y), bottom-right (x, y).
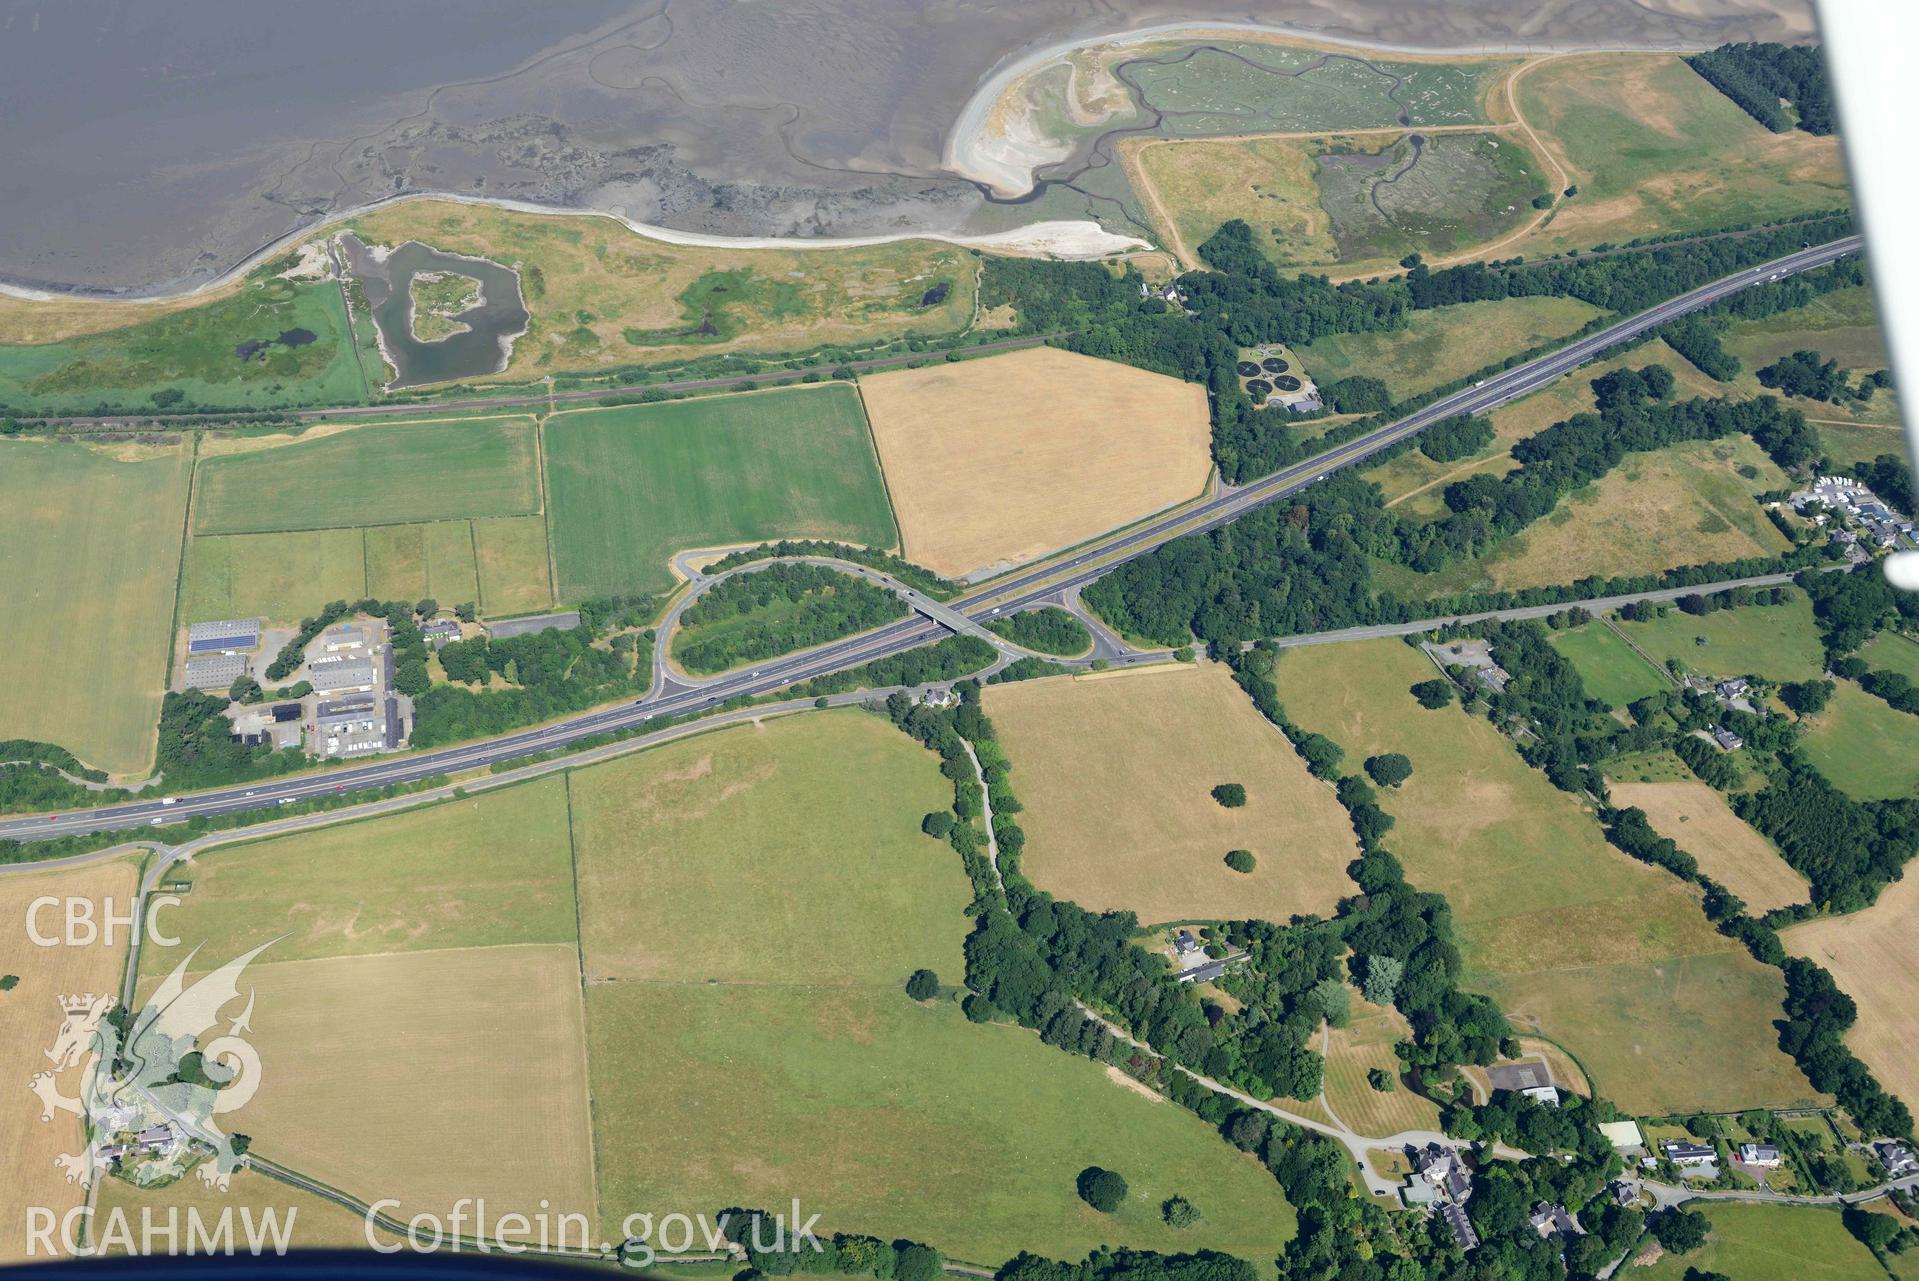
top-left (339, 235), bottom-right (529, 390)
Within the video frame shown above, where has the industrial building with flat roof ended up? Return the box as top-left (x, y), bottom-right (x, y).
top-left (186, 618), bottom-right (262, 654)
top-left (307, 657), bottom-right (376, 694)
top-left (183, 652), bottom-right (249, 691)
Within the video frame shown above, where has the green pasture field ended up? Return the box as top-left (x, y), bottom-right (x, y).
top-left (179, 515), bottom-right (554, 623)
top-left (472, 516), bottom-right (556, 615)
top-left (1800, 679), bottom-right (1919, 801)
top-left (542, 385), bottom-right (898, 598)
top-left (193, 417), bottom-right (540, 535)
top-left (1721, 285), bottom-right (1902, 428)
top-left (1611, 593), bottom-right (1825, 683)
top-left (1548, 623), bottom-right (1669, 708)
top-left (0, 440), bottom-right (192, 775)
top-left (573, 709), bottom-right (1297, 1262)
top-left (568, 711), bottom-right (957, 985)
top-left (1128, 43), bottom-right (1505, 135)
top-left (1317, 131), bottom-right (1544, 265)
top-left (1863, 631), bottom-right (1919, 682)
top-left (0, 277), bottom-right (367, 414)
top-left (1274, 638), bottom-right (1822, 1115)
top-left (140, 779), bottom-right (576, 972)
top-left (180, 527), bottom-right (372, 623)
top-left (364, 520), bottom-right (481, 605)
top-left (1369, 337), bottom-right (1724, 514)
top-left (589, 984), bottom-right (1296, 1266)
top-left (1511, 53), bottom-right (1851, 257)
top-left (1632, 1202), bottom-right (1884, 1281)
top-left (1817, 420), bottom-right (1908, 471)
top-left (1296, 296), bottom-right (1600, 401)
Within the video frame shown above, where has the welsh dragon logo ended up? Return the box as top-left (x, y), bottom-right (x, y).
top-left (30, 942), bottom-right (273, 1192)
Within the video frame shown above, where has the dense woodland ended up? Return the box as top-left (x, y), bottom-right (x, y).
top-left (1082, 362), bottom-right (1829, 648)
top-left (1686, 42), bottom-right (1835, 135)
top-left (673, 562), bottom-right (907, 674)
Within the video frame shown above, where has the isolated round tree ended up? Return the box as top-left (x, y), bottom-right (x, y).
top-left (1211, 783), bottom-right (1247, 808)
top-left (1077, 1166), bottom-right (1128, 1213)
top-left (1161, 1195), bottom-right (1200, 1228)
top-left (1224, 849), bottom-right (1256, 873)
top-left (1365, 753), bottom-right (1414, 787)
top-left (905, 969), bottom-right (940, 1001)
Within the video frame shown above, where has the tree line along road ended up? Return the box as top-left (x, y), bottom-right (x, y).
top-left (0, 236), bottom-right (1860, 844)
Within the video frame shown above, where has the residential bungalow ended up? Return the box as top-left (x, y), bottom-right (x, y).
top-left (1663, 1141), bottom-right (1716, 1166)
top-left (1737, 1143), bottom-right (1782, 1168)
top-left (421, 619), bottom-right (461, 649)
top-left (1711, 728), bottom-right (1745, 752)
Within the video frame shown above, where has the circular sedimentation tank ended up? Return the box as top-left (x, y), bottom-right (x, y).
top-left (1261, 357), bottom-right (1289, 374)
top-left (1246, 378), bottom-right (1273, 395)
top-left (1236, 361), bottom-right (1261, 378)
top-left (1273, 374), bottom-right (1302, 392)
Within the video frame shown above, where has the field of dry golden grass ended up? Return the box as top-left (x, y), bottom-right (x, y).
top-left (986, 662), bottom-right (1358, 927)
top-left (860, 347), bottom-right (1211, 578)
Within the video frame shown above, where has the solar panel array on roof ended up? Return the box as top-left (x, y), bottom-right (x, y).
top-left (186, 618), bottom-right (262, 644)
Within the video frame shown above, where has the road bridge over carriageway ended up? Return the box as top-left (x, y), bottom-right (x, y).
top-left (0, 235), bottom-right (1862, 846)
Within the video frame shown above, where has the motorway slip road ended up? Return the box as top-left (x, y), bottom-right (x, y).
top-left (0, 236), bottom-right (1860, 843)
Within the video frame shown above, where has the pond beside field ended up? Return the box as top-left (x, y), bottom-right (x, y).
top-left (339, 234), bottom-right (528, 389)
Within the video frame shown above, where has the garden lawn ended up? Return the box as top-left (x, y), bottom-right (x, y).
top-left (543, 386), bottom-right (897, 598)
